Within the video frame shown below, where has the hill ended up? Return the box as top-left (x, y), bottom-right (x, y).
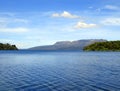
top-left (0, 43), bottom-right (18, 50)
top-left (29, 39), bottom-right (107, 51)
top-left (83, 41), bottom-right (120, 51)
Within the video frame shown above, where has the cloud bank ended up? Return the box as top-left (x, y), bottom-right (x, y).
top-left (104, 5), bottom-right (119, 10)
top-left (0, 27), bottom-right (28, 33)
top-left (52, 11), bottom-right (80, 18)
top-left (101, 18), bottom-right (120, 25)
top-left (74, 22), bottom-right (97, 29)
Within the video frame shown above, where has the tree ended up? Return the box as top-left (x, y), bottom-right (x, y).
top-left (0, 43), bottom-right (18, 50)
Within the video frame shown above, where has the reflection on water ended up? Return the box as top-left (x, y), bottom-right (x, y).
top-left (0, 51), bottom-right (120, 91)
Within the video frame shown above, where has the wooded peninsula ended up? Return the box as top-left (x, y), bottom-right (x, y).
top-left (84, 41), bottom-right (120, 51)
top-left (0, 43), bottom-right (18, 50)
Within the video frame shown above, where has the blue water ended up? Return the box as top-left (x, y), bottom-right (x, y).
top-left (0, 51), bottom-right (120, 91)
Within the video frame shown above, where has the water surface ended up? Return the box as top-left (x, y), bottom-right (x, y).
top-left (0, 51), bottom-right (120, 91)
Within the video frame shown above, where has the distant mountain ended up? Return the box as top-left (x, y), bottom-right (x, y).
top-left (28, 39), bottom-right (107, 51)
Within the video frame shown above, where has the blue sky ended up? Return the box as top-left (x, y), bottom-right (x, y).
top-left (0, 0), bottom-right (120, 48)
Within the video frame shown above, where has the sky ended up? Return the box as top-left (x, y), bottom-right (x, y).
top-left (0, 0), bottom-right (120, 48)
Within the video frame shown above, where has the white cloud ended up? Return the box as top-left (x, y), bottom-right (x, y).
top-left (0, 39), bottom-right (30, 48)
top-left (0, 12), bottom-right (15, 17)
top-left (74, 22), bottom-right (97, 29)
top-left (0, 39), bottom-right (13, 43)
top-left (61, 11), bottom-right (79, 18)
top-left (104, 5), bottom-right (119, 10)
top-left (0, 18), bottom-right (7, 23)
top-left (101, 18), bottom-right (120, 25)
top-left (52, 11), bottom-right (80, 18)
top-left (96, 8), bottom-right (101, 12)
top-left (0, 17), bottom-right (29, 33)
top-left (0, 19), bottom-right (8, 28)
top-left (88, 6), bottom-right (93, 9)
top-left (0, 17), bottom-right (28, 24)
top-left (0, 17), bottom-right (29, 29)
top-left (15, 42), bottom-right (30, 49)
top-left (52, 13), bottom-right (60, 17)
top-left (95, 5), bottom-right (119, 12)
top-left (0, 27), bottom-right (28, 33)
top-left (13, 19), bottom-right (28, 23)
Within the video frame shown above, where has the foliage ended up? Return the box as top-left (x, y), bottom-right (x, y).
top-left (83, 41), bottom-right (120, 51)
top-left (0, 43), bottom-right (18, 50)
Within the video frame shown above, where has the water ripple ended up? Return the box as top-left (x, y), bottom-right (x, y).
top-left (0, 51), bottom-right (120, 91)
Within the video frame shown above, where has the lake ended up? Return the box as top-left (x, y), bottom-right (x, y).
top-left (0, 51), bottom-right (120, 91)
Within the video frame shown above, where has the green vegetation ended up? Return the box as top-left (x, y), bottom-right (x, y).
top-left (0, 43), bottom-right (18, 50)
top-left (83, 41), bottom-right (120, 51)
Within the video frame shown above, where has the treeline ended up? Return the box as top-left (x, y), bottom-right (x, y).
top-left (83, 41), bottom-right (120, 51)
top-left (0, 43), bottom-right (18, 50)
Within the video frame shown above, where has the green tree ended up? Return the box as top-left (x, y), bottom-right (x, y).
top-left (0, 43), bottom-right (18, 50)
top-left (83, 41), bottom-right (120, 51)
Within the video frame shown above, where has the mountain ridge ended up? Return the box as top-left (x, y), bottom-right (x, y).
top-left (28, 39), bottom-right (107, 50)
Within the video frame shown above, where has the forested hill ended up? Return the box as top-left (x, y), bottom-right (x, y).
top-left (0, 43), bottom-right (18, 50)
top-left (83, 41), bottom-right (120, 51)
